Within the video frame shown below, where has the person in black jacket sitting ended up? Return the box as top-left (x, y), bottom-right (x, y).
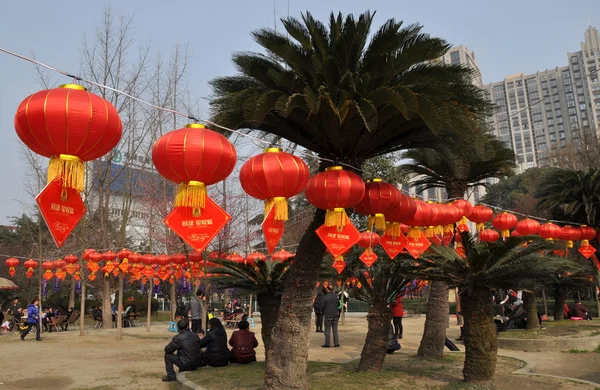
top-left (162, 319), bottom-right (201, 382)
top-left (198, 318), bottom-right (231, 367)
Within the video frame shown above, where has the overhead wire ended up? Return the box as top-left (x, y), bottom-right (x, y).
top-left (0, 46), bottom-right (589, 234)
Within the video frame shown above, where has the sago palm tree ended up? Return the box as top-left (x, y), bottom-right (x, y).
top-left (210, 11), bottom-right (492, 389)
top-left (342, 250), bottom-right (414, 372)
top-left (410, 233), bottom-right (581, 383)
top-left (400, 131), bottom-right (516, 358)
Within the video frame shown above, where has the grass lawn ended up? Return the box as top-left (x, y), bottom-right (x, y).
top-left (498, 320), bottom-right (600, 339)
top-left (185, 353), bottom-right (594, 390)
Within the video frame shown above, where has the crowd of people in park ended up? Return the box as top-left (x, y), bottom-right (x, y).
top-left (162, 289), bottom-right (259, 382)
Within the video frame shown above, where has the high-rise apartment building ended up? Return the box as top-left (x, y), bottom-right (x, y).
top-left (440, 45), bottom-right (483, 87)
top-left (484, 26), bottom-right (600, 171)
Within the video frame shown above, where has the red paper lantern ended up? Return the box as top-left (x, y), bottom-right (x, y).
top-left (82, 249), bottom-right (95, 261)
top-left (171, 253), bottom-right (187, 265)
top-left (539, 222), bottom-right (562, 240)
top-left (357, 231), bottom-right (381, 248)
top-left (88, 251), bottom-right (103, 263)
top-left (246, 252), bottom-right (267, 267)
top-left (142, 254), bottom-right (155, 266)
top-left (117, 249), bottom-right (132, 261)
top-left (355, 179), bottom-right (401, 231)
top-left (24, 259), bottom-right (37, 279)
top-left (511, 229), bottom-right (522, 238)
top-left (580, 226), bottom-right (596, 242)
top-left (384, 194), bottom-right (417, 237)
top-left (5, 258), bottom-right (19, 277)
top-left (64, 254), bottom-right (78, 264)
top-left (152, 123), bottom-right (236, 215)
top-left (239, 148), bottom-right (309, 221)
top-left (55, 259), bottom-right (66, 270)
top-left (453, 199), bottom-right (473, 228)
top-left (492, 212), bottom-right (517, 238)
top-left (515, 218), bottom-right (540, 236)
top-left (404, 200), bottom-right (432, 238)
top-left (42, 261), bottom-right (54, 271)
top-left (14, 84), bottom-right (123, 191)
top-left (226, 253), bottom-right (245, 264)
top-left (102, 251), bottom-right (117, 262)
top-left (272, 249), bottom-right (294, 262)
top-left (479, 229), bottom-right (500, 243)
top-left (129, 252), bottom-right (142, 264)
top-left (156, 254), bottom-right (171, 267)
top-left (305, 166), bottom-right (365, 229)
top-left (469, 205), bottom-right (493, 231)
top-left (560, 226), bottom-right (581, 248)
top-left (189, 250), bottom-right (203, 263)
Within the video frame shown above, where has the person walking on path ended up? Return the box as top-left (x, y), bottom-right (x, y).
top-left (21, 298), bottom-right (41, 341)
top-left (190, 290), bottom-right (205, 333)
top-left (313, 286), bottom-right (325, 333)
top-left (321, 284), bottom-right (340, 348)
top-left (390, 294), bottom-right (404, 339)
top-left (162, 318), bottom-right (201, 382)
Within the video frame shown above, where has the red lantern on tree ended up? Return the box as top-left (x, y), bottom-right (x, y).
top-left (515, 218), bottom-right (540, 236)
top-left (492, 212), bottom-right (518, 238)
top-left (171, 253), bottom-right (187, 266)
top-left (129, 252), bottom-right (142, 264)
top-left (453, 199), bottom-right (473, 231)
top-left (226, 253), bottom-right (245, 265)
top-left (24, 259), bottom-right (38, 279)
top-left (404, 200), bottom-right (432, 238)
top-left (479, 229), bottom-right (500, 243)
top-left (239, 148), bottom-right (309, 222)
top-left (152, 123), bottom-right (236, 216)
top-left (5, 258), bottom-right (19, 278)
top-left (189, 250), bottom-right (203, 264)
top-left (560, 226), bottom-right (581, 248)
top-left (469, 205), bottom-right (493, 231)
top-left (538, 222), bottom-right (562, 240)
top-left (357, 231), bottom-right (380, 267)
top-left (384, 194), bottom-right (417, 237)
top-left (305, 166), bottom-right (365, 229)
top-left (246, 252), bottom-right (267, 267)
top-left (354, 179), bottom-right (400, 231)
top-left (142, 254), bottom-right (155, 266)
top-left (580, 226), bottom-right (596, 243)
top-left (272, 249), bottom-right (294, 262)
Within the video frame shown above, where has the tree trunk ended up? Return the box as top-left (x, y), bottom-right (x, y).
top-left (170, 281), bottom-right (177, 321)
top-left (417, 281), bottom-right (449, 358)
top-left (523, 291), bottom-right (539, 330)
top-left (116, 273), bottom-right (124, 340)
top-left (257, 293), bottom-right (282, 362)
top-left (265, 209), bottom-right (327, 390)
top-left (357, 300), bottom-right (391, 372)
top-left (553, 286), bottom-right (567, 321)
top-left (68, 280), bottom-right (76, 311)
top-left (102, 276), bottom-right (112, 329)
top-left (462, 285), bottom-right (497, 383)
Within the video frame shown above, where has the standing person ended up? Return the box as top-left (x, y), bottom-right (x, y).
top-left (390, 294), bottom-right (404, 339)
top-left (190, 290), bottom-right (205, 333)
top-left (313, 286), bottom-right (325, 333)
top-left (321, 284), bottom-right (340, 348)
top-left (21, 298), bottom-right (41, 341)
top-left (162, 318), bottom-right (201, 382)
top-left (197, 318), bottom-right (231, 367)
top-left (229, 320), bottom-right (259, 363)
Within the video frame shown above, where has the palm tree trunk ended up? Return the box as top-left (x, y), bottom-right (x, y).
top-left (357, 300), bottom-right (391, 372)
top-left (257, 293), bottom-right (282, 362)
top-left (265, 208), bottom-right (326, 390)
top-left (523, 291), bottom-right (539, 330)
top-left (553, 286), bottom-right (567, 321)
top-left (462, 285), bottom-right (497, 383)
top-left (417, 280), bottom-right (449, 358)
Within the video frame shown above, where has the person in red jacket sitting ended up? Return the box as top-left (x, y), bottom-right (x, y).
top-left (570, 298), bottom-right (592, 320)
top-left (390, 294), bottom-right (404, 339)
top-left (229, 320), bottom-right (259, 363)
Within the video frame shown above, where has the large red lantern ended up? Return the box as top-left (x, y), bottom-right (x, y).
top-left (354, 179), bottom-right (401, 231)
top-left (580, 225), bottom-right (596, 242)
top-left (539, 222), bottom-right (562, 240)
top-left (24, 259), bottom-right (38, 279)
top-left (142, 254), bottom-right (156, 266)
top-left (129, 252), bottom-right (142, 264)
top-left (272, 249), bottom-right (294, 262)
top-left (14, 84), bottom-right (123, 191)
top-left (479, 229), bottom-right (500, 243)
top-left (453, 199), bottom-right (473, 230)
top-left (305, 166), bottom-right (365, 229)
top-left (384, 194), bottom-right (417, 237)
top-left (246, 252), bottom-right (267, 267)
top-left (357, 231), bottom-right (381, 248)
top-left (5, 258), bottom-right (19, 278)
top-left (64, 254), bottom-right (78, 264)
top-left (492, 212), bottom-right (518, 238)
top-left (515, 218), bottom-right (540, 236)
top-left (469, 205), bottom-right (493, 231)
top-left (152, 123), bottom-right (236, 215)
top-left (171, 253), bottom-right (187, 266)
top-left (240, 148), bottom-right (309, 221)
top-left (226, 253), bottom-right (245, 265)
top-left (560, 226), bottom-right (581, 248)
top-left (404, 200), bottom-right (432, 238)
top-left (156, 254), bottom-right (171, 267)
top-left (189, 250), bottom-right (203, 264)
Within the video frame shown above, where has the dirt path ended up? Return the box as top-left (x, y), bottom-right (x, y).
top-left (0, 315), bottom-right (598, 389)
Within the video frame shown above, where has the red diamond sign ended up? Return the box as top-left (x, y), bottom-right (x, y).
top-left (262, 206), bottom-right (285, 254)
top-left (359, 248), bottom-right (378, 267)
top-left (36, 180), bottom-right (86, 248)
top-left (405, 236), bottom-right (431, 259)
top-left (164, 196), bottom-right (231, 251)
top-left (316, 222), bottom-right (361, 258)
top-left (380, 233), bottom-right (407, 260)
top-left (578, 245), bottom-right (596, 259)
top-left (442, 231), bottom-right (454, 246)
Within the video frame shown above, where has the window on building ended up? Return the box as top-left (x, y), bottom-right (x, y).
top-left (550, 133), bottom-right (557, 141)
top-left (450, 51), bottom-right (461, 65)
top-left (568, 107), bottom-right (576, 114)
top-left (427, 188), bottom-right (437, 200)
top-left (577, 87), bottom-right (584, 95)
top-left (547, 118), bottom-right (554, 125)
top-left (565, 85), bottom-right (573, 92)
top-left (559, 132), bottom-right (565, 139)
top-left (550, 79), bottom-right (558, 87)
top-left (571, 56), bottom-right (579, 64)
top-left (552, 87), bottom-right (559, 94)
top-left (580, 103), bottom-right (587, 110)
top-left (567, 100), bottom-right (575, 108)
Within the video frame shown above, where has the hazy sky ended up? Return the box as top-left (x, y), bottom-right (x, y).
top-left (1, 0), bottom-right (599, 224)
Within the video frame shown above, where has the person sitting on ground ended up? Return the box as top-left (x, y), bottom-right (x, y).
top-left (229, 320), bottom-right (258, 364)
top-left (570, 298), bottom-right (592, 320)
top-left (197, 329), bottom-right (205, 340)
top-left (162, 318), bottom-right (201, 382)
top-left (197, 318), bottom-right (231, 368)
